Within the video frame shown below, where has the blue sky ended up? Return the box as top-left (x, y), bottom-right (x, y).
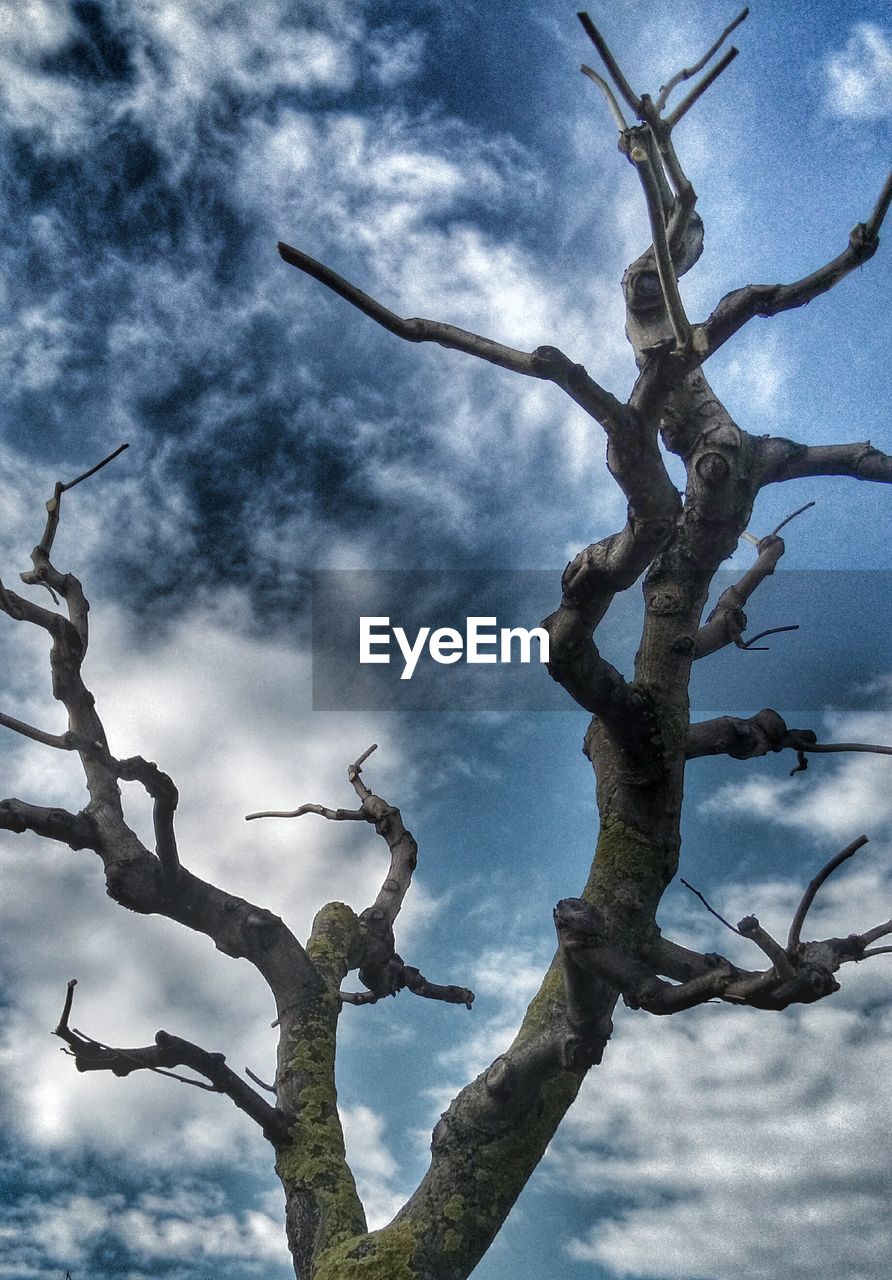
top-left (0, 2), bottom-right (890, 1278)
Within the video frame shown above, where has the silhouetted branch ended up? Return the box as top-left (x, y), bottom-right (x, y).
top-left (277, 243), bottom-right (624, 429)
top-left (53, 981), bottom-right (288, 1142)
top-left (787, 835), bottom-right (869, 948)
top-left (679, 878), bottom-right (740, 934)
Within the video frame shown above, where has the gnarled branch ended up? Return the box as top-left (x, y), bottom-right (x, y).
top-left (756, 438), bottom-right (892, 487)
top-left (247, 747), bottom-right (474, 1008)
top-left (54, 980), bottom-right (288, 1143)
top-left (557, 834), bottom-right (889, 1016)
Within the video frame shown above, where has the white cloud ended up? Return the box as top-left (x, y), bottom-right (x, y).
top-left (341, 1103), bottom-right (406, 1229)
top-left (2, 1185), bottom-right (284, 1272)
top-left (825, 24), bottom-right (892, 120)
top-left (0, 588), bottom-right (440, 1174)
top-left (700, 700), bottom-right (892, 843)
top-left (558, 973), bottom-right (892, 1279)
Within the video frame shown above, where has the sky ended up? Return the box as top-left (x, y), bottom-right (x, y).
top-left (0, 1), bottom-right (890, 1278)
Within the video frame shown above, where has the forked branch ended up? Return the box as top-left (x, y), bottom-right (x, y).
top-left (693, 503), bottom-right (813, 658)
top-left (557, 835), bottom-right (890, 1016)
top-left (54, 980), bottom-right (288, 1142)
top-left (247, 747), bottom-right (474, 1008)
top-left (656, 8), bottom-right (749, 111)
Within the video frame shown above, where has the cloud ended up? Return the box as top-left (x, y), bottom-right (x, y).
top-left (700, 698), bottom-right (892, 844)
top-left (0, 587), bottom-right (443, 1172)
top-left (341, 1103), bottom-right (407, 1229)
top-left (1, 1184), bottom-right (285, 1274)
top-left (557, 938), bottom-right (892, 1279)
top-left (825, 24), bottom-right (892, 120)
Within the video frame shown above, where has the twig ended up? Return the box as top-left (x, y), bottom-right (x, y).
top-left (577, 12), bottom-right (641, 115)
top-left (656, 8), bottom-right (749, 111)
top-left (245, 803), bottom-right (366, 821)
top-left (787, 834), bottom-right (869, 949)
top-left (580, 65), bottom-right (629, 130)
top-left (736, 623), bottom-right (799, 651)
top-left (666, 47), bottom-right (739, 128)
top-left (771, 499), bottom-right (815, 536)
top-left (35, 443), bottom-right (129, 559)
top-left (679, 878), bottom-right (741, 934)
top-left (246, 1066), bottom-right (276, 1094)
top-left (864, 171), bottom-right (892, 242)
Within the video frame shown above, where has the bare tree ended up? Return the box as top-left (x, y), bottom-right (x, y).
top-left (2, 11), bottom-right (891, 1280)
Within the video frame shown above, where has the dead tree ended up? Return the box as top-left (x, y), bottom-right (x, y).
top-left (2, 11), bottom-right (891, 1280)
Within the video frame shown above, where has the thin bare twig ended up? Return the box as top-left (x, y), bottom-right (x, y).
top-left (666, 47), bottom-right (739, 128)
top-left (657, 8), bottom-right (749, 111)
top-left (580, 65), bottom-right (629, 130)
top-left (245, 803), bottom-right (366, 822)
top-left (246, 1066), bottom-right (276, 1094)
top-left (787, 834), bottom-right (869, 949)
top-left (771, 500), bottom-right (815, 536)
top-left (679, 878), bottom-right (741, 934)
top-left (864, 171), bottom-right (892, 242)
top-left (736, 623), bottom-right (799, 651)
top-left (577, 12), bottom-right (641, 115)
top-left (34, 443), bottom-right (129, 561)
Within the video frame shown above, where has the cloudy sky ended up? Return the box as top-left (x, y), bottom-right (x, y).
top-left (0, 1), bottom-right (890, 1278)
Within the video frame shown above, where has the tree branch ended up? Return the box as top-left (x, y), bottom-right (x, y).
top-left (787, 834), bottom-right (869, 949)
top-left (247, 748), bottom-right (474, 1007)
top-left (277, 243), bottom-right (625, 429)
top-left (580, 64), bottom-right (629, 131)
top-left (704, 173), bottom-right (892, 356)
top-left (627, 135), bottom-right (692, 351)
top-left (665, 47), bottom-right (740, 129)
top-left (693, 504), bottom-right (813, 658)
top-left (757, 438), bottom-right (892, 487)
top-left (28, 444), bottom-right (129, 565)
top-left (0, 798), bottom-right (97, 849)
top-left (686, 708), bottom-right (892, 766)
top-left (54, 980), bottom-right (288, 1142)
top-left (656, 8), bottom-right (749, 112)
top-left (557, 833), bottom-right (886, 1016)
top-left (577, 12), bottom-right (641, 116)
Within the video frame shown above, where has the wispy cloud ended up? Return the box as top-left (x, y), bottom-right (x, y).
top-left (825, 23), bottom-right (892, 120)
